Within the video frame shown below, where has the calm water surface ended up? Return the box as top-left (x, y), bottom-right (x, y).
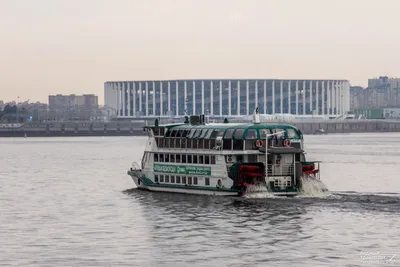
top-left (1, 133), bottom-right (400, 267)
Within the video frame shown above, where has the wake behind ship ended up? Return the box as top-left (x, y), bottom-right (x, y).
top-left (127, 109), bottom-right (323, 197)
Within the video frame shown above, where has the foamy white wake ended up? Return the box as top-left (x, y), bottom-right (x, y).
top-left (298, 175), bottom-right (330, 198)
top-left (243, 185), bottom-right (277, 199)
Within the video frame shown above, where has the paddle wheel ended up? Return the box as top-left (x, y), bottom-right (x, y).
top-left (229, 163), bottom-right (266, 196)
top-left (301, 161), bottom-right (321, 179)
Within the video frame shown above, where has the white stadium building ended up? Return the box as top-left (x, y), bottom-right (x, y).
top-left (104, 79), bottom-right (350, 119)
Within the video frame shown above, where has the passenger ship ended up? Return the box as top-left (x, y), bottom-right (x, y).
top-left (127, 109), bottom-right (322, 197)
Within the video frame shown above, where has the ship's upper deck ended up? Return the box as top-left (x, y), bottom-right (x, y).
top-left (162, 121), bottom-right (303, 141)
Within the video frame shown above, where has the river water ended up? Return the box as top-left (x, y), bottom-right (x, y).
top-left (1, 133), bottom-right (399, 267)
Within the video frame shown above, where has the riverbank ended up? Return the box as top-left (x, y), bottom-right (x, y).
top-left (1, 119), bottom-right (399, 137)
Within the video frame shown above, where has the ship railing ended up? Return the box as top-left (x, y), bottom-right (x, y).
top-left (266, 163), bottom-right (294, 176)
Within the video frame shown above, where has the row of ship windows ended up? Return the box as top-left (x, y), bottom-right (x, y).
top-left (154, 175), bottom-right (210, 186)
top-left (154, 153), bottom-right (217, 164)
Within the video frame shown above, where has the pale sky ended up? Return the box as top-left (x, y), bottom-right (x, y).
top-left (1, 0), bottom-right (400, 105)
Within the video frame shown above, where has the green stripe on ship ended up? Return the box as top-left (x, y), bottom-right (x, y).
top-left (153, 164), bottom-right (211, 175)
top-left (127, 170), bottom-right (236, 192)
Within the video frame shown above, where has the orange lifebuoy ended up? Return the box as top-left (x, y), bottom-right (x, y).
top-left (283, 139), bottom-right (291, 147)
top-left (255, 139), bottom-right (264, 148)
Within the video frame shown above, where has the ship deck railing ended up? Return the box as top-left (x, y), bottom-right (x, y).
top-left (266, 163), bottom-right (294, 176)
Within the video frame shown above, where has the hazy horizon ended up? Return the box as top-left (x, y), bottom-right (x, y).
top-left (1, 0), bottom-right (400, 105)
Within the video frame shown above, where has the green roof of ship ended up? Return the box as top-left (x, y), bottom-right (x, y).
top-left (161, 119), bottom-right (303, 140)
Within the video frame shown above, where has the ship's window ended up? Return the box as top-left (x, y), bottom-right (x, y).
top-left (224, 129), bottom-right (234, 139)
top-left (199, 129), bottom-right (208, 139)
top-left (192, 129), bottom-right (202, 139)
top-left (205, 155), bottom-right (210, 164)
top-left (234, 129), bottom-right (245, 139)
top-left (176, 176), bottom-right (181, 183)
top-left (171, 175), bottom-right (175, 183)
top-left (160, 175), bottom-right (164, 183)
top-left (286, 128), bottom-right (298, 138)
top-left (233, 140), bottom-right (244, 150)
top-left (182, 176), bottom-right (187, 184)
top-left (246, 129), bottom-right (257, 139)
top-left (182, 154), bottom-right (187, 163)
top-left (199, 155), bottom-right (204, 164)
top-left (165, 129), bottom-right (171, 137)
top-left (205, 177), bottom-right (210, 186)
top-left (154, 175), bottom-right (159, 183)
top-left (176, 154), bottom-right (181, 163)
top-left (160, 128), bottom-right (165, 136)
top-left (176, 130), bottom-right (183, 137)
top-left (171, 130), bottom-right (178, 137)
top-left (170, 154), bottom-right (175, 163)
top-left (159, 154), bottom-right (164, 162)
top-left (248, 154), bottom-right (257, 162)
top-left (187, 129), bottom-right (196, 138)
top-left (194, 177), bottom-right (198, 185)
top-left (205, 129), bottom-right (213, 139)
top-left (211, 156), bottom-right (216, 164)
top-left (210, 129), bottom-right (219, 139)
top-left (165, 175), bottom-right (170, 183)
top-left (181, 129), bottom-right (188, 137)
top-left (153, 127), bottom-right (160, 136)
top-left (260, 129), bottom-right (270, 138)
top-left (193, 155), bottom-right (198, 164)
top-left (188, 176), bottom-right (192, 185)
top-left (217, 130), bottom-right (224, 137)
top-left (187, 155), bottom-right (192, 163)
top-left (273, 128), bottom-right (285, 139)
top-left (154, 153), bottom-right (158, 162)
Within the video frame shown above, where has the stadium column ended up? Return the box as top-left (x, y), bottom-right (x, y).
top-left (263, 81), bottom-right (266, 115)
top-left (176, 81), bottom-right (179, 116)
top-left (288, 81), bottom-right (291, 114)
top-left (219, 80), bottom-right (222, 116)
top-left (133, 82), bottom-right (136, 116)
top-left (152, 81), bottom-right (156, 116)
top-left (321, 81), bottom-right (325, 115)
top-left (139, 82), bottom-right (142, 115)
top-left (122, 82), bottom-right (126, 116)
top-left (302, 80), bottom-right (306, 115)
top-left (193, 81), bottom-right (196, 115)
top-left (280, 80), bottom-right (283, 114)
top-left (201, 80), bottom-right (204, 114)
top-left (160, 81), bottom-right (163, 116)
top-left (246, 80), bottom-right (249, 115)
top-left (237, 80), bottom-right (240, 116)
top-left (210, 81), bottom-right (214, 116)
top-left (228, 80), bottom-right (231, 116)
top-left (295, 81), bottom-right (298, 115)
top-left (309, 81), bottom-right (313, 114)
top-left (118, 83), bottom-right (122, 116)
top-left (127, 82), bottom-right (131, 117)
top-left (327, 81), bottom-right (331, 116)
top-left (272, 80), bottom-right (275, 114)
top-left (331, 81), bottom-right (336, 116)
top-left (315, 81), bottom-right (319, 115)
top-left (184, 81), bottom-right (187, 115)
top-left (335, 81), bottom-right (339, 115)
top-left (167, 81), bottom-right (171, 114)
top-left (145, 82), bottom-right (149, 116)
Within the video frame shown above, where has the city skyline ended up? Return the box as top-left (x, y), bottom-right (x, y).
top-left (1, 0), bottom-right (400, 104)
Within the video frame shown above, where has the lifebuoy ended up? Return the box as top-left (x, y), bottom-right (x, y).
top-left (255, 139), bottom-right (264, 148)
top-left (283, 139), bottom-right (291, 147)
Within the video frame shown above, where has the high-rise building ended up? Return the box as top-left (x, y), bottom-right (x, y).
top-left (104, 79), bottom-right (350, 118)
